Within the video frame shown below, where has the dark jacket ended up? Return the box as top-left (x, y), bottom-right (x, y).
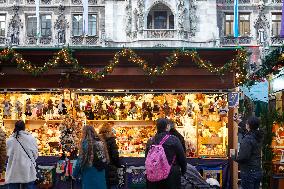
top-left (169, 128), bottom-right (186, 153)
top-left (145, 132), bottom-right (187, 189)
top-left (104, 136), bottom-right (120, 188)
top-left (234, 131), bottom-right (262, 172)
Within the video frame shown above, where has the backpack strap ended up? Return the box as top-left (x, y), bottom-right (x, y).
top-left (159, 134), bottom-right (170, 145)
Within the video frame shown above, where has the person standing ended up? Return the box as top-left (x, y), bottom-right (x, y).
top-left (6, 120), bottom-right (38, 189)
top-left (145, 118), bottom-right (187, 189)
top-left (0, 127), bottom-right (6, 174)
top-left (168, 120), bottom-right (186, 153)
top-left (99, 122), bottom-right (120, 189)
top-left (73, 125), bottom-right (109, 189)
top-left (232, 116), bottom-right (263, 189)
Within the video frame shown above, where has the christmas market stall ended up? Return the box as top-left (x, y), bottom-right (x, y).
top-left (0, 47), bottom-right (248, 188)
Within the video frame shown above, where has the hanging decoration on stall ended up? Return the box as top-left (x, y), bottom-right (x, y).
top-left (59, 115), bottom-right (82, 159)
top-left (0, 47), bottom-right (248, 86)
top-left (245, 45), bottom-right (284, 86)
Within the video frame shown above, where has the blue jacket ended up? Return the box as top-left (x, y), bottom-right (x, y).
top-left (73, 141), bottom-right (107, 189)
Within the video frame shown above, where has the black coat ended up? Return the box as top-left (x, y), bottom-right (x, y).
top-left (234, 131), bottom-right (262, 172)
top-left (104, 136), bottom-right (120, 188)
top-left (169, 128), bottom-right (186, 153)
top-left (145, 132), bottom-right (187, 189)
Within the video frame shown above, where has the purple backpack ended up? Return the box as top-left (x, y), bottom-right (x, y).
top-left (145, 135), bottom-right (176, 182)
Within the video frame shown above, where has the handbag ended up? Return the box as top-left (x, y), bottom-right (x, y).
top-left (15, 137), bottom-right (44, 184)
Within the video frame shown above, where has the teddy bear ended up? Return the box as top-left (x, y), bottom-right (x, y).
top-left (118, 100), bottom-right (127, 120)
top-left (14, 100), bottom-right (23, 119)
top-left (128, 101), bottom-right (137, 119)
top-left (58, 99), bottom-right (67, 115)
top-left (106, 100), bottom-right (117, 120)
top-left (2, 99), bottom-right (12, 118)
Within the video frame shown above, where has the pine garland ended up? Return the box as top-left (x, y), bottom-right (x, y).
top-left (0, 47), bottom-right (248, 86)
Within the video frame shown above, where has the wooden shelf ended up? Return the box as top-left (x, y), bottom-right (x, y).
top-left (3, 119), bottom-right (155, 129)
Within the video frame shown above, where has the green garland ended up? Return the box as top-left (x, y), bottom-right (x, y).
top-left (0, 47), bottom-right (248, 86)
top-left (245, 45), bottom-right (284, 86)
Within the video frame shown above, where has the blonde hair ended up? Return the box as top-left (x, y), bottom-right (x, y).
top-left (99, 122), bottom-right (115, 139)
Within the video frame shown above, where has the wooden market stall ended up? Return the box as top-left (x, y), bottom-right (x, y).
top-left (0, 47), bottom-right (243, 188)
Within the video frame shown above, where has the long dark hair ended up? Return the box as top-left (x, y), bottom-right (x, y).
top-left (247, 116), bottom-right (263, 142)
top-left (80, 125), bottom-right (109, 169)
top-left (14, 120), bottom-right (25, 138)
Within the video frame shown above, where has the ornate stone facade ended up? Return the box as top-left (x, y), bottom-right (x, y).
top-left (54, 5), bottom-right (69, 45)
top-left (7, 5), bottom-right (22, 46)
top-left (0, 0), bottom-right (281, 47)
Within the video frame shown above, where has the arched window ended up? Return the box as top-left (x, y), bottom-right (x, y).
top-left (147, 3), bottom-right (174, 29)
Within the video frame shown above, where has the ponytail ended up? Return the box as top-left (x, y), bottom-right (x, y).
top-left (14, 120), bottom-right (25, 138)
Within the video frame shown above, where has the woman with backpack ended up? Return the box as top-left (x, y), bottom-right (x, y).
top-left (5, 120), bottom-right (38, 189)
top-left (232, 116), bottom-right (263, 189)
top-left (145, 118), bottom-right (187, 189)
top-left (99, 122), bottom-right (121, 189)
top-left (73, 125), bottom-right (109, 189)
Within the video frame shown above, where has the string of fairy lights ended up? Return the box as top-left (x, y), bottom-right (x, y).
top-left (245, 45), bottom-right (284, 86)
top-left (0, 47), bottom-right (248, 86)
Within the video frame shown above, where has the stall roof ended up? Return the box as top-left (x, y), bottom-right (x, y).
top-left (0, 47), bottom-right (239, 90)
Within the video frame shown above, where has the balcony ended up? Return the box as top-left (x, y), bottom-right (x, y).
top-left (26, 0), bottom-right (35, 4)
top-left (216, 0), bottom-right (259, 4)
top-left (39, 36), bottom-right (52, 45)
top-left (270, 0), bottom-right (282, 3)
top-left (41, 0), bottom-right (52, 5)
top-left (221, 36), bottom-right (252, 46)
top-left (0, 36), bottom-right (6, 45)
top-left (143, 29), bottom-right (176, 39)
top-left (71, 0), bottom-right (97, 4)
top-left (71, 36), bottom-right (100, 46)
top-left (271, 36), bottom-right (284, 46)
top-left (26, 36), bottom-right (37, 45)
top-left (25, 36), bottom-right (53, 46)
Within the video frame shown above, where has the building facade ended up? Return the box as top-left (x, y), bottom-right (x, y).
top-left (0, 0), bottom-right (282, 48)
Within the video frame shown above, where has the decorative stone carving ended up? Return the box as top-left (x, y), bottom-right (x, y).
top-left (71, 36), bottom-right (84, 45)
top-left (137, 0), bottom-right (145, 32)
top-left (41, 0), bottom-right (51, 4)
top-left (88, 0), bottom-right (97, 5)
top-left (221, 36), bottom-right (252, 45)
top-left (271, 36), bottom-right (284, 46)
top-left (7, 5), bottom-right (23, 46)
top-left (86, 36), bottom-right (99, 45)
top-left (54, 5), bottom-right (69, 45)
top-left (132, 8), bottom-right (138, 38)
top-left (271, 0), bottom-right (282, 3)
top-left (145, 29), bottom-right (175, 38)
top-left (177, 0), bottom-right (186, 31)
top-left (26, 0), bottom-right (35, 4)
top-left (125, 0), bottom-right (132, 37)
top-left (188, 0), bottom-right (197, 36)
top-left (26, 37), bottom-right (37, 45)
top-left (71, 0), bottom-right (81, 5)
top-left (153, 44), bottom-right (166, 47)
top-left (254, 1), bottom-right (269, 45)
top-left (40, 37), bottom-right (52, 45)
top-left (0, 37), bottom-right (5, 44)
